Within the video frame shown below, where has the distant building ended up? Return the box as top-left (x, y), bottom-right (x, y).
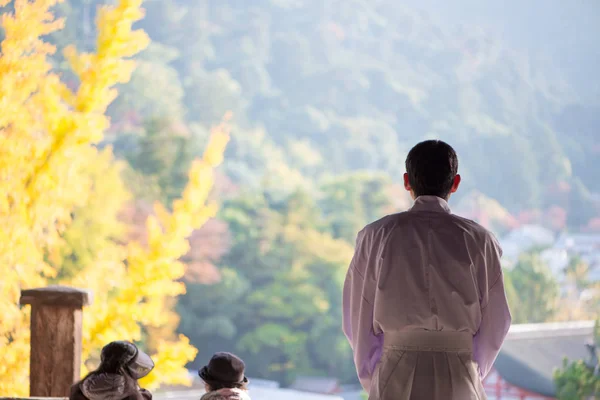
top-left (501, 229), bottom-right (600, 285)
top-left (539, 247), bottom-right (569, 278)
top-left (484, 320), bottom-right (596, 399)
top-left (555, 232), bottom-right (600, 251)
top-left (500, 224), bottom-right (556, 264)
top-left (554, 232), bottom-right (600, 283)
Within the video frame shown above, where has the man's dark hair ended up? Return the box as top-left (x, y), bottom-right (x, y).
top-left (405, 140), bottom-right (458, 199)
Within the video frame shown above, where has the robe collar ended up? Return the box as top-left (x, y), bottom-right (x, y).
top-left (409, 195), bottom-right (452, 214)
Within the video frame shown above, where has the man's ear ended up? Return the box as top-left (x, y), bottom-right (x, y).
top-left (450, 174), bottom-right (461, 194)
top-left (403, 173), bottom-right (411, 192)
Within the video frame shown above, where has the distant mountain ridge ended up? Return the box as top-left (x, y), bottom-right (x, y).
top-left (42, 0), bottom-right (599, 227)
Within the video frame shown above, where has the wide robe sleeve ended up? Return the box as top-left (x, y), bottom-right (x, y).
top-left (342, 227), bottom-right (384, 392)
top-left (473, 235), bottom-right (512, 379)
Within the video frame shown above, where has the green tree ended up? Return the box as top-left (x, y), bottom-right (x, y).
top-left (568, 179), bottom-right (597, 228)
top-left (565, 256), bottom-right (592, 294)
top-left (178, 191), bottom-right (357, 384)
top-left (108, 42), bottom-right (186, 122)
top-left (506, 252), bottom-right (561, 324)
top-left (319, 172), bottom-right (393, 242)
top-left (554, 320), bottom-right (600, 400)
top-left (556, 256), bottom-right (600, 321)
top-left (177, 268), bottom-right (250, 366)
top-left (139, 0), bottom-right (214, 73)
top-left (502, 269), bottom-right (521, 317)
top-left (112, 117), bottom-right (204, 206)
top-left (183, 68), bottom-right (247, 126)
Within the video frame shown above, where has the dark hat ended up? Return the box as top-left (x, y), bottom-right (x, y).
top-left (199, 352), bottom-right (248, 386)
top-left (101, 341), bottom-right (154, 379)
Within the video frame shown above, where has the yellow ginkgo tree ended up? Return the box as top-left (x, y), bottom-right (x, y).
top-left (0, 0), bottom-right (230, 394)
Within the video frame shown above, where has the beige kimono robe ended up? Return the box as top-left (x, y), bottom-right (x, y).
top-left (343, 196), bottom-right (512, 400)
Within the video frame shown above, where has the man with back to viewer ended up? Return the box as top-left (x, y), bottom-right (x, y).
top-left (342, 140), bottom-right (512, 399)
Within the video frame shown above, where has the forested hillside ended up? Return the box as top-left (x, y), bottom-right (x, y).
top-left (44, 0), bottom-right (600, 220)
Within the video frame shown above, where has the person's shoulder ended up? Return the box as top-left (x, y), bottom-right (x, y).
top-left (451, 214), bottom-right (487, 233)
top-left (81, 373), bottom-right (134, 400)
top-left (361, 212), bottom-right (408, 236)
top-left (451, 214), bottom-right (502, 249)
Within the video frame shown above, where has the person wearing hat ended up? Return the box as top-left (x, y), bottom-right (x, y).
top-left (70, 341), bottom-right (155, 400)
top-left (199, 352), bottom-right (250, 400)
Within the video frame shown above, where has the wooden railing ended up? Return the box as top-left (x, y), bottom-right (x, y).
top-left (16, 286), bottom-right (93, 398)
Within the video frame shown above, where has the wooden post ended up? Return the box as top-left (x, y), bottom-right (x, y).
top-left (19, 286), bottom-right (92, 397)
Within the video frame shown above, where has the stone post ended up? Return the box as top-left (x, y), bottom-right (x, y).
top-left (19, 286), bottom-right (92, 397)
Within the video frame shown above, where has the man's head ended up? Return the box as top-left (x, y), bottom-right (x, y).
top-left (404, 140), bottom-right (460, 200)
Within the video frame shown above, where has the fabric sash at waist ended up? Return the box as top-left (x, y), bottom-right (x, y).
top-left (383, 330), bottom-right (473, 352)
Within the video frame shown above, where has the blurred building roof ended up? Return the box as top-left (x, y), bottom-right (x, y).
top-left (500, 224), bottom-right (556, 261)
top-left (493, 320), bottom-right (596, 397)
